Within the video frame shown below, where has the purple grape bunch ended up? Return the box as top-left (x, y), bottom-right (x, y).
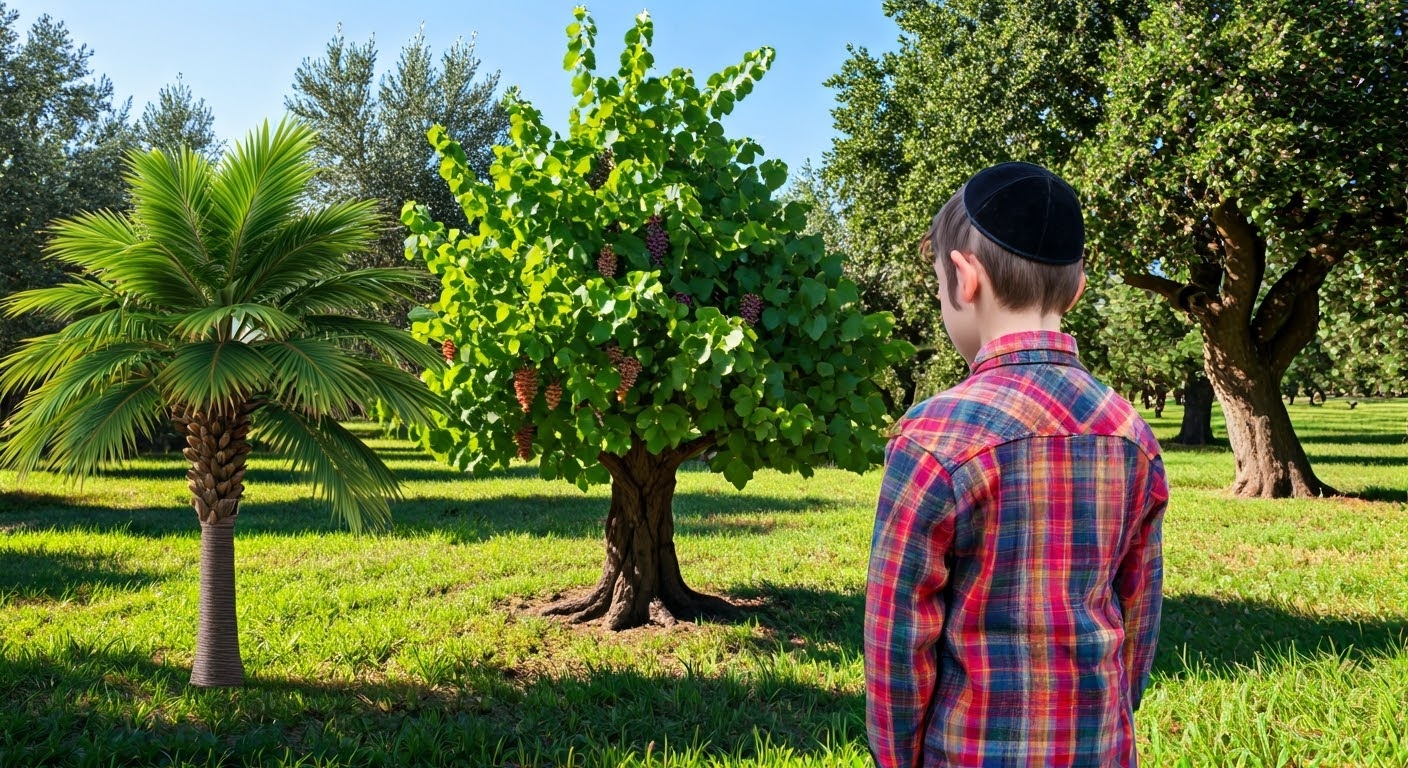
top-left (740, 293), bottom-right (763, 327)
top-left (673, 292), bottom-right (693, 308)
top-left (597, 244), bottom-right (617, 277)
top-left (646, 215), bottom-right (669, 266)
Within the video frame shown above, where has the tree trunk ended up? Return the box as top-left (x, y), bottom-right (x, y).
top-left (543, 436), bottom-right (728, 630)
top-left (1203, 339), bottom-right (1335, 498)
top-left (175, 402), bottom-right (254, 686)
top-left (1173, 373), bottom-right (1215, 446)
top-left (191, 521), bottom-right (242, 686)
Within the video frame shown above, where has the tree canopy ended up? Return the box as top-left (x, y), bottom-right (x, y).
top-left (402, 9), bottom-right (910, 627)
top-left (0, 4), bottom-right (131, 376)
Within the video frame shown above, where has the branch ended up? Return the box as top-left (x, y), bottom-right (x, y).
top-left (1208, 199), bottom-right (1266, 325)
top-left (1123, 272), bottom-right (1214, 318)
top-left (1122, 273), bottom-right (1186, 305)
top-left (1266, 279), bottom-right (1324, 378)
top-left (1251, 253), bottom-right (1336, 350)
top-left (670, 433), bottom-right (718, 468)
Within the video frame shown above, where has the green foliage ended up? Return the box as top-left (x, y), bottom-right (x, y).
top-left (135, 75), bottom-right (222, 160)
top-left (1096, 280), bottom-right (1202, 399)
top-left (404, 9), bottom-right (910, 489)
top-left (1079, 0), bottom-right (1406, 281)
top-left (0, 3), bottom-right (133, 376)
top-left (0, 120), bottom-right (442, 531)
top-left (824, 0), bottom-right (1144, 401)
top-left (286, 27), bottom-right (509, 329)
top-left (1317, 255), bottom-right (1407, 396)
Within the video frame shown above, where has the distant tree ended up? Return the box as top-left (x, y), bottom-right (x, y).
top-left (0, 121), bottom-right (442, 687)
top-left (1095, 281), bottom-right (1213, 443)
top-left (1317, 257), bottom-right (1407, 398)
top-left (135, 75), bottom-right (221, 159)
top-left (0, 3), bottom-right (132, 397)
top-left (286, 26), bottom-right (509, 327)
top-left (1078, 0), bottom-right (1406, 497)
top-left (404, 10), bottom-right (910, 629)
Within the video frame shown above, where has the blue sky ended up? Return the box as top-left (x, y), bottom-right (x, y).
top-left (23, 1), bottom-right (901, 175)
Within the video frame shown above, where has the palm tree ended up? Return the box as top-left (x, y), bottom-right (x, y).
top-left (0, 119), bottom-right (443, 687)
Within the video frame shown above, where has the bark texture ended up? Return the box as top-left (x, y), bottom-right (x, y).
top-left (176, 402), bottom-right (255, 686)
top-left (1125, 198), bottom-right (1338, 498)
top-left (543, 435), bottom-right (726, 630)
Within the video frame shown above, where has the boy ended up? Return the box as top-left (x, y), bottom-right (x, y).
top-left (864, 161), bottom-right (1168, 767)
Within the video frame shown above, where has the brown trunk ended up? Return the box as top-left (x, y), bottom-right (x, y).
top-left (543, 436), bottom-right (728, 630)
top-left (1173, 373), bottom-right (1215, 446)
top-left (175, 402), bottom-right (255, 686)
top-left (1203, 337), bottom-right (1335, 498)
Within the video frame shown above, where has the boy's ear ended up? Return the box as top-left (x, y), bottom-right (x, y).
top-left (950, 249), bottom-right (983, 305)
top-left (1066, 272), bottom-right (1088, 312)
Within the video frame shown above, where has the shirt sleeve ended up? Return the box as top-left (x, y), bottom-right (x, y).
top-left (1114, 454), bottom-right (1168, 711)
top-left (864, 434), bottom-right (958, 768)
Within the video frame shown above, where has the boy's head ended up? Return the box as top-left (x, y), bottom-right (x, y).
top-left (921, 161), bottom-right (1087, 362)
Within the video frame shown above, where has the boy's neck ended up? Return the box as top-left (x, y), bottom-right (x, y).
top-left (975, 309), bottom-right (1065, 352)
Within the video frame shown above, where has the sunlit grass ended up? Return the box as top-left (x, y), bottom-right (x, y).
top-left (2, 399), bottom-right (1406, 766)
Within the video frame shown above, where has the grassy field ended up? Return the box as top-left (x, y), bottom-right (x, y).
top-left (2, 398), bottom-right (1406, 767)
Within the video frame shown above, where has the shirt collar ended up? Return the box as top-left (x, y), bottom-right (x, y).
top-left (970, 330), bottom-right (1084, 376)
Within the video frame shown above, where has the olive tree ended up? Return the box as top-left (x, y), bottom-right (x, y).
top-left (1078, 0), bottom-right (1406, 496)
top-left (402, 9), bottom-right (910, 629)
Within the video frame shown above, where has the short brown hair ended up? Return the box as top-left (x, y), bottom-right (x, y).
top-left (921, 186), bottom-right (1085, 316)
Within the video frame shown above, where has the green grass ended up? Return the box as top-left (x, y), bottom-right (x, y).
top-left (2, 398), bottom-right (1406, 767)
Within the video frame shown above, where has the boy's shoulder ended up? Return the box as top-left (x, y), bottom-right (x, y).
top-left (895, 364), bottom-right (1163, 470)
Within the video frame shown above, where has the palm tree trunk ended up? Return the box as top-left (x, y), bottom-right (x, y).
top-left (176, 402), bottom-right (254, 687)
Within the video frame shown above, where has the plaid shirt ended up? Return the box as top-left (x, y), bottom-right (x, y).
top-left (865, 330), bottom-right (1168, 768)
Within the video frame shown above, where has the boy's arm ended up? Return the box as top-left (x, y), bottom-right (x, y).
top-left (1114, 455), bottom-right (1169, 710)
top-left (864, 434), bottom-right (957, 768)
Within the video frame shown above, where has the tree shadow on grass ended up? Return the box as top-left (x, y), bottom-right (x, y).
top-left (0, 488), bottom-right (841, 545)
top-left (0, 546), bottom-right (161, 604)
top-left (1302, 454), bottom-right (1408, 467)
top-left (0, 641), bottom-right (865, 766)
top-left (1155, 593), bottom-right (1408, 679)
top-left (1352, 486), bottom-right (1408, 504)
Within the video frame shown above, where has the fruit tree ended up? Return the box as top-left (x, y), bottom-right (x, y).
top-left (401, 9), bottom-right (911, 629)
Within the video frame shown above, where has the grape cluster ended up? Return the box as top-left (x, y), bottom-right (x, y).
top-left (597, 244), bottom-right (618, 277)
top-left (544, 379), bottom-right (563, 410)
top-left (588, 148), bottom-right (614, 190)
top-left (646, 215), bottom-right (669, 266)
top-left (740, 293), bottom-right (763, 326)
top-left (513, 365), bottom-right (538, 413)
top-left (616, 356), bottom-right (642, 403)
top-left (515, 424), bottom-right (535, 461)
top-left (673, 292), bottom-right (693, 307)
top-left (442, 338), bottom-right (457, 363)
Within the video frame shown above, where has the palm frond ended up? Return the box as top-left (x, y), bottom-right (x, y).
top-left (170, 303), bottom-right (305, 342)
top-left (47, 211), bottom-right (209, 309)
top-left (259, 337), bottom-right (381, 419)
top-left (235, 199), bottom-right (383, 302)
top-left (42, 209), bottom-right (144, 272)
top-left (47, 378), bottom-right (167, 477)
top-left (3, 279), bottom-right (124, 322)
top-left (0, 317), bottom-right (170, 393)
top-left (303, 314), bottom-right (444, 370)
top-left (354, 358), bottom-right (449, 428)
top-left (124, 147), bottom-right (222, 295)
top-left (276, 268), bottom-right (431, 317)
top-left (1, 339), bottom-right (161, 399)
top-left (208, 120), bottom-right (320, 282)
top-left (250, 401), bottom-right (400, 533)
top-left (155, 341), bottom-right (271, 410)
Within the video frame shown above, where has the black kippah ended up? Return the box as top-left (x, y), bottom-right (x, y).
top-left (962, 161), bottom-right (1085, 266)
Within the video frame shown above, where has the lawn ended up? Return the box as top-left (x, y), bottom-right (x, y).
top-left (2, 399), bottom-right (1406, 767)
